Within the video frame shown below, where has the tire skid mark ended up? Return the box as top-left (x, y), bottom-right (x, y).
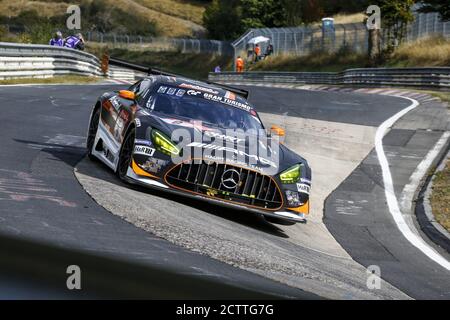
top-left (0, 169), bottom-right (76, 207)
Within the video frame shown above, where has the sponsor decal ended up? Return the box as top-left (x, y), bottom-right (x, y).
top-left (157, 86), bottom-right (168, 94)
top-left (167, 87), bottom-right (177, 95)
top-left (187, 90), bottom-right (202, 96)
top-left (224, 91), bottom-right (236, 100)
top-left (103, 148), bottom-right (115, 162)
top-left (204, 130), bottom-right (245, 144)
top-left (187, 142), bottom-right (277, 168)
top-left (203, 93), bottom-right (252, 112)
top-left (179, 83), bottom-right (219, 95)
top-left (140, 157), bottom-right (168, 173)
top-left (134, 145), bottom-right (155, 156)
top-left (296, 183), bottom-right (311, 195)
top-left (119, 109), bottom-right (129, 122)
top-left (114, 117), bottom-right (125, 142)
top-left (203, 154), bottom-right (265, 173)
top-left (135, 139), bottom-right (152, 146)
top-left (176, 89), bottom-right (186, 97)
top-left (300, 178), bottom-right (311, 185)
top-left (161, 118), bottom-right (212, 131)
top-left (135, 118), bottom-right (141, 127)
top-left (109, 97), bottom-right (121, 111)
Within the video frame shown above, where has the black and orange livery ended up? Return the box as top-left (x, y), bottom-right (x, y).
top-left (86, 75), bottom-right (311, 225)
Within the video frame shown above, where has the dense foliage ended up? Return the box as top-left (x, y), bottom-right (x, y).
top-left (417, 0), bottom-right (450, 21)
top-left (203, 0), bottom-right (370, 40)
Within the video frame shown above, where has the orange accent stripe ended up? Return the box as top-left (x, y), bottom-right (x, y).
top-left (132, 159), bottom-right (160, 179)
top-left (164, 159), bottom-right (284, 212)
top-left (288, 200), bottom-right (309, 215)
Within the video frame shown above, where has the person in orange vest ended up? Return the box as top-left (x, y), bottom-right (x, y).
top-left (254, 44), bottom-right (261, 62)
top-left (236, 56), bottom-right (244, 73)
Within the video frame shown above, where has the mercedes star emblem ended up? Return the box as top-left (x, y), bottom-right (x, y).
top-left (221, 169), bottom-right (240, 189)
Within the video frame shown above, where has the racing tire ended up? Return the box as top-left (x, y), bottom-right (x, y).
top-left (117, 127), bottom-right (135, 180)
top-left (264, 216), bottom-right (297, 226)
top-left (87, 107), bottom-right (100, 161)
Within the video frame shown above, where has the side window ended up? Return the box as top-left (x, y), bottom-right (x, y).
top-left (136, 79), bottom-right (155, 105)
top-left (128, 80), bottom-right (142, 93)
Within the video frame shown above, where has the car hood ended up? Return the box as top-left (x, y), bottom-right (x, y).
top-left (139, 112), bottom-right (306, 176)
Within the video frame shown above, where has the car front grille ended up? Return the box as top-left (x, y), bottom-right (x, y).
top-left (165, 160), bottom-right (283, 210)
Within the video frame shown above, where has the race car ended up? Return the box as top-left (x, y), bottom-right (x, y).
top-left (86, 74), bottom-right (311, 225)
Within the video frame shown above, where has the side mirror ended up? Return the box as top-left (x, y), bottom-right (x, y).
top-left (270, 125), bottom-right (285, 137)
top-left (119, 90), bottom-right (136, 100)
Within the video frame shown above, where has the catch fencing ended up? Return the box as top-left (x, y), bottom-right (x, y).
top-left (232, 12), bottom-right (450, 59)
top-left (85, 31), bottom-right (234, 56)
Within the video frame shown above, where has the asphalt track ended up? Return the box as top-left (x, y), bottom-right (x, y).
top-left (0, 83), bottom-right (448, 299)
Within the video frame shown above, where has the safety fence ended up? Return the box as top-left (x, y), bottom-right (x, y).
top-left (85, 31), bottom-right (234, 56)
top-left (232, 12), bottom-right (450, 59)
top-left (0, 41), bottom-right (102, 79)
top-left (209, 68), bottom-right (450, 89)
top-left (0, 42), bottom-right (149, 81)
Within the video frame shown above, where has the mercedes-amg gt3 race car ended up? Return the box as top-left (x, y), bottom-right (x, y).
top-left (86, 74), bottom-right (311, 225)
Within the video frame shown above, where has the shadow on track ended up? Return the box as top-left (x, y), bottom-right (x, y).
top-left (16, 136), bottom-right (290, 238)
top-left (77, 155), bottom-right (289, 238)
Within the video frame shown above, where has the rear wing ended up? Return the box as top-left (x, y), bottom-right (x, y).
top-left (109, 57), bottom-right (249, 99)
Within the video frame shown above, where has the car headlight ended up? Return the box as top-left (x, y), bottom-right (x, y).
top-left (279, 164), bottom-right (301, 184)
top-left (151, 129), bottom-right (180, 156)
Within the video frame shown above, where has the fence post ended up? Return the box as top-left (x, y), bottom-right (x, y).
top-left (233, 44), bottom-right (237, 72)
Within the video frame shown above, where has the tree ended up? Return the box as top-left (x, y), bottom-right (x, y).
top-left (203, 0), bottom-right (243, 40)
top-left (240, 0), bottom-right (286, 29)
top-left (374, 0), bottom-right (415, 47)
top-left (417, 0), bottom-right (450, 21)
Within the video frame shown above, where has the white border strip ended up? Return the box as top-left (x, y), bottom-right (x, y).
top-left (400, 131), bottom-right (450, 218)
top-left (375, 95), bottom-right (450, 270)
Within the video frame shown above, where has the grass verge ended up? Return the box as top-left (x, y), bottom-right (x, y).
top-left (105, 48), bottom-right (233, 80)
top-left (0, 75), bottom-right (101, 85)
top-left (430, 158), bottom-right (450, 233)
top-left (248, 47), bottom-right (367, 72)
top-left (248, 37), bottom-right (450, 72)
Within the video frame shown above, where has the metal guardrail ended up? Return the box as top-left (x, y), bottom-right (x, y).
top-left (209, 68), bottom-right (450, 89)
top-left (0, 42), bottom-right (102, 80)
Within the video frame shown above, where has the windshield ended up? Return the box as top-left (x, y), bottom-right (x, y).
top-left (143, 86), bottom-right (264, 131)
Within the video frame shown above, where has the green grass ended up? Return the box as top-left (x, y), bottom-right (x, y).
top-left (0, 75), bottom-right (101, 85)
top-left (248, 37), bottom-right (450, 73)
top-left (431, 159), bottom-right (450, 232)
top-left (248, 47), bottom-right (367, 72)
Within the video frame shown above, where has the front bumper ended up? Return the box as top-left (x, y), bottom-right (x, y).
top-left (126, 162), bottom-right (308, 224)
